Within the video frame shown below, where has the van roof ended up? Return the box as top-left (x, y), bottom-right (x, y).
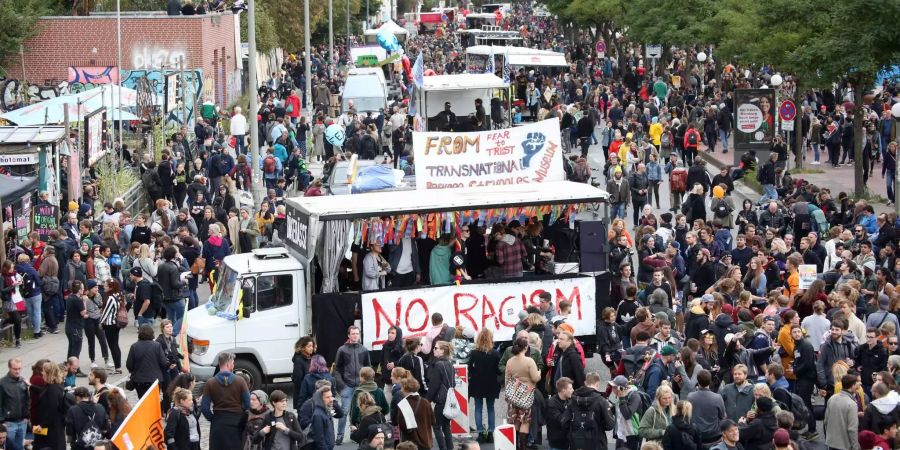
top-left (287, 181), bottom-right (608, 221)
top-left (223, 248), bottom-right (304, 274)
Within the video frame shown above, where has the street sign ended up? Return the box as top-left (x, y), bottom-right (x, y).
top-left (780, 100), bottom-right (796, 131)
top-left (646, 44), bottom-right (662, 59)
top-left (779, 100), bottom-right (796, 122)
top-left (596, 40), bottom-right (606, 58)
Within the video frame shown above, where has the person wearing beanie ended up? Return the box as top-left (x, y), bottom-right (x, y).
top-left (859, 429), bottom-right (891, 450)
top-left (772, 427), bottom-right (791, 449)
top-left (643, 345), bottom-right (678, 398)
top-left (710, 184), bottom-right (735, 229)
top-left (243, 390), bottom-right (270, 449)
top-left (738, 396), bottom-right (778, 449)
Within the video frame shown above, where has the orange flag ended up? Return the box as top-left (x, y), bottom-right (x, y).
top-left (112, 380), bottom-right (165, 450)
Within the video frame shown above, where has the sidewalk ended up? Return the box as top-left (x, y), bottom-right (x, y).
top-left (698, 146), bottom-right (894, 215)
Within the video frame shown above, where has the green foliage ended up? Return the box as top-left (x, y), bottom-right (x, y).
top-left (618, 0), bottom-right (717, 47)
top-left (241, 0), bottom-right (278, 52)
top-left (0, 0), bottom-right (59, 76)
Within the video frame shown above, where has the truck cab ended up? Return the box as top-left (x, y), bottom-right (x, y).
top-left (187, 248), bottom-right (306, 389)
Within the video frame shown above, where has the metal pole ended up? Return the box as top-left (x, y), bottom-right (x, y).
top-left (304, 0), bottom-right (313, 121)
top-left (894, 122), bottom-right (900, 216)
top-left (248, 0), bottom-right (264, 204)
top-left (366, 0), bottom-right (369, 27)
top-left (346, 0), bottom-right (350, 46)
top-left (116, 0), bottom-right (123, 169)
top-left (329, 0), bottom-right (334, 68)
top-left (180, 56), bottom-right (187, 133)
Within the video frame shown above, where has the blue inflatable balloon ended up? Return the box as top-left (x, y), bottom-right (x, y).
top-left (325, 124), bottom-right (345, 147)
top-left (376, 28), bottom-right (401, 53)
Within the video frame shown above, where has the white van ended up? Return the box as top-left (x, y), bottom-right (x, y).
top-left (342, 68), bottom-right (388, 113)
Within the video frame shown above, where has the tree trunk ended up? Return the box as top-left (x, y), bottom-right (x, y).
top-left (853, 77), bottom-right (868, 197)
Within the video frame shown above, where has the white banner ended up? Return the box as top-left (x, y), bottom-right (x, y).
top-left (412, 119), bottom-right (565, 190)
top-left (361, 276), bottom-right (596, 349)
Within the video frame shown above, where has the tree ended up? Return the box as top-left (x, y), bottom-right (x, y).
top-left (712, 0), bottom-right (900, 197)
top-left (0, 0), bottom-right (60, 75)
top-left (240, 0), bottom-right (278, 52)
top-left (542, 0), bottom-right (625, 61)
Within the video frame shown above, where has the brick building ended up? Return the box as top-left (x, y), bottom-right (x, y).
top-left (3, 11), bottom-right (241, 107)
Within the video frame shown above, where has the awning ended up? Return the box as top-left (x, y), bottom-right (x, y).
top-left (0, 85), bottom-right (143, 126)
top-left (0, 174), bottom-right (39, 204)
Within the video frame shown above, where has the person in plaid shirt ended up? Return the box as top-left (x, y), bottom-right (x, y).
top-left (495, 221), bottom-right (527, 278)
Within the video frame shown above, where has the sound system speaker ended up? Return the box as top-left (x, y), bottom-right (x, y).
top-left (577, 220), bottom-right (607, 273)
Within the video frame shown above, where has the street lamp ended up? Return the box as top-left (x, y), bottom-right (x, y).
top-left (770, 73), bottom-right (784, 167)
top-left (892, 102), bottom-right (900, 214)
top-left (770, 74), bottom-right (783, 87)
top-left (696, 52), bottom-right (707, 95)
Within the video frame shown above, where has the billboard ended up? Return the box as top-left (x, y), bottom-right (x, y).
top-left (733, 88), bottom-right (775, 162)
top-left (84, 107), bottom-right (107, 165)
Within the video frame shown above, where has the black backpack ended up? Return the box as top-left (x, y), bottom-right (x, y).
top-left (568, 395), bottom-right (598, 450)
top-left (713, 199), bottom-right (732, 218)
top-left (687, 131), bottom-right (699, 146)
top-left (774, 387), bottom-right (812, 429)
top-left (20, 271), bottom-right (38, 298)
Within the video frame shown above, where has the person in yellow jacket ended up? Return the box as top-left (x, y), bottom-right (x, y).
top-left (255, 201), bottom-right (275, 241)
top-left (649, 117), bottom-right (664, 147)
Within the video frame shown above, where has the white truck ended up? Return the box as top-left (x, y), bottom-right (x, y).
top-left (186, 181), bottom-right (609, 390)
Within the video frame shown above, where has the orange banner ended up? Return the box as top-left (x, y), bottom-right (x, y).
top-left (111, 380), bottom-right (165, 450)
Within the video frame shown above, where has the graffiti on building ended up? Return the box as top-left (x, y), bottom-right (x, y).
top-left (67, 66), bottom-right (119, 84)
top-left (132, 46), bottom-right (187, 70)
top-left (0, 69), bottom-right (204, 126)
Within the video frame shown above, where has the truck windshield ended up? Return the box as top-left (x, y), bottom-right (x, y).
top-left (209, 266), bottom-right (238, 311)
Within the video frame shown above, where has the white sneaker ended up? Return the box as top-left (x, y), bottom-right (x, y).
top-left (106, 359), bottom-right (114, 368)
top-left (90, 362), bottom-right (98, 369)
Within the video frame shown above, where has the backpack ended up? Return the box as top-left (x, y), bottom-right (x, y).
top-left (77, 408), bottom-right (104, 447)
top-left (774, 387), bottom-right (812, 429)
top-left (41, 276), bottom-right (60, 296)
top-left (670, 168), bottom-right (687, 193)
top-left (114, 293), bottom-right (129, 329)
top-left (20, 271), bottom-right (38, 298)
top-left (686, 131), bottom-right (699, 146)
top-left (713, 199), bottom-right (732, 218)
top-left (216, 154), bottom-right (230, 176)
top-left (264, 155), bottom-right (277, 174)
top-left (661, 132), bottom-right (672, 148)
top-left (568, 395), bottom-right (598, 450)
top-left (628, 389), bottom-right (653, 419)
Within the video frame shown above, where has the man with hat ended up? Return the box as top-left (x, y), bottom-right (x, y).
top-left (867, 293), bottom-right (900, 332)
top-left (608, 374), bottom-right (643, 450)
top-left (434, 102), bottom-right (457, 132)
top-left (360, 424), bottom-right (387, 450)
top-left (130, 267), bottom-right (156, 326)
top-left (772, 428), bottom-right (792, 450)
top-left (643, 345), bottom-right (678, 398)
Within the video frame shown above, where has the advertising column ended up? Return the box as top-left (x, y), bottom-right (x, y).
top-left (733, 89), bottom-right (776, 165)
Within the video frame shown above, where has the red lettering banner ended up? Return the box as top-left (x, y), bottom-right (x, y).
top-left (362, 276), bottom-right (596, 349)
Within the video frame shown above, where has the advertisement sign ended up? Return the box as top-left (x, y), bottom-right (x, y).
top-left (84, 108), bottom-right (106, 165)
top-left (32, 204), bottom-right (58, 242)
top-left (799, 265), bottom-right (817, 290)
top-left (413, 119), bottom-right (564, 190)
top-left (361, 276), bottom-right (597, 349)
top-left (284, 204), bottom-right (312, 259)
top-left (165, 73), bottom-right (179, 113)
top-left (733, 89), bottom-right (775, 151)
top-left (0, 154), bottom-right (39, 165)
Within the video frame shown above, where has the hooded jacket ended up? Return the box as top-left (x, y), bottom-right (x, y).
top-left (817, 332), bottom-right (857, 386)
top-left (737, 409), bottom-right (777, 450)
top-left (562, 386), bottom-right (614, 450)
top-left (557, 345), bottom-right (586, 389)
top-left (710, 313), bottom-right (739, 353)
top-left (349, 381), bottom-right (390, 425)
top-left (309, 388), bottom-right (338, 450)
top-left (397, 393), bottom-right (434, 449)
top-left (861, 390), bottom-right (900, 435)
top-left (65, 401), bottom-right (110, 450)
top-left (298, 372), bottom-right (337, 409)
top-left (428, 243), bottom-right (453, 285)
top-left (661, 415), bottom-right (703, 450)
top-left (684, 304), bottom-right (711, 342)
top-left (200, 371), bottom-right (251, 420)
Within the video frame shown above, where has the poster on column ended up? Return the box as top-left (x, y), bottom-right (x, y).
top-left (733, 89), bottom-right (775, 150)
top-left (361, 275), bottom-right (596, 349)
top-left (412, 119), bottom-right (564, 190)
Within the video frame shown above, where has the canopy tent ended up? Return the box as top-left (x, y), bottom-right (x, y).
top-left (465, 45), bottom-right (569, 67)
top-left (0, 174), bottom-right (39, 204)
top-left (364, 20), bottom-right (410, 36)
top-left (0, 85), bottom-right (142, 126)
top-left (288, 181), bottom-right (608, 221)
top-left (418, 73), bottom-right (509, 118)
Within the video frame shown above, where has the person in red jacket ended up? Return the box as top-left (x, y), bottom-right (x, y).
top-left (286, 89), bottom-right (302, 125)
top-left (683, 124), bottom-right (702, 166)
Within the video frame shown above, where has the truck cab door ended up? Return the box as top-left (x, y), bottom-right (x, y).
top-left (234, 271), bottom-right (301, 375)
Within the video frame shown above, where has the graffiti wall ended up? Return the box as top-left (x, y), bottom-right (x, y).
top-left (0, 68), bottom-right (204, 126)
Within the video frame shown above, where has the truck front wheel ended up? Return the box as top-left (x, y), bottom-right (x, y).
top-left (233, 358), bottom-right (264, 391)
